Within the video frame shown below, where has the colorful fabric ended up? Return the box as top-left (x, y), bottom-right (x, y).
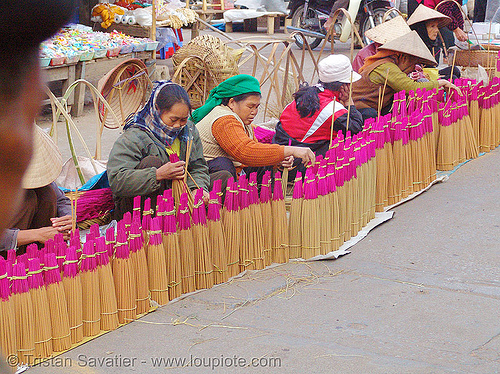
top-left (279, 90), bottom-right (347, 143)
top-left (352, 43), bottom-right (379, 73)
top-left (124, 81), bottom-right (189, 147)
top-left (190, 74), bottom-right (261, 124)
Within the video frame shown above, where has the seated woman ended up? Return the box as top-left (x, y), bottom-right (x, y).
top-left (273, 54), bottom-right (364, 159)
top-left (352, 30), bottom-right (461, 121)
top-left (191, 74), bottom-right (315, 180)
top-left (352, 16), bottom-right (411, 73)
top-left (407, 4), bottom-right (460, 80)
top-left (108, 82), bottom-right (217, 219)
top-left (0, 126), bottom-right (72, 253)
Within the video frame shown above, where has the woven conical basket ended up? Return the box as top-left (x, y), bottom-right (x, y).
top-left (172, 35), bottom-right (243, 108)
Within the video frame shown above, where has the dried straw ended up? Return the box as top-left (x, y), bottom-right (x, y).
top-left (43, 253), bottom-right (71, 352)
top-left (62, 246), bottom-right (84, 344)
top-left (28, 258), bottom-right (53, 359)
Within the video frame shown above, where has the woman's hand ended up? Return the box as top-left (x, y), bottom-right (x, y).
top-left (191, 189), bottom-right (210, 205)
top-left (51, 215), bottom-right (72, 236)
top-left (285, 146), bottom-right (315, 167)
top-left (453, 28), bottom-right (467, 42)
top-left (280, 155), bottom-right (294, 170)
top-left (156, 161), bottom-right (186, 181)
top-left (438, 79), bottom-right (462, 96)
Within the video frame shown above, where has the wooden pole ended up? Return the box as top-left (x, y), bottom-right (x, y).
top-left (151, 0), bottom-right (157, 60)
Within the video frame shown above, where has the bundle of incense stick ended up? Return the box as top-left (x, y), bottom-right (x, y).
top-left (370, 117), bottom-right (387, 211)
top-left (271, 172), bottom-right (289, 263)
top-left (170, 153), bottom-right (194, 209)
top-left (207, 189), bottom-right (228, 284)
top-left (129, 221), bottom-right (150, 314)
top-left (436, 105), bottom-right (456, 171)
top-left (248, 173), bottom-right (265, 270)
top-left (383, 115), bottom-right (397, 208)
top-left (390, 117), bottom-right (404, 203)
top-left (27, 258), bottom-right (53, 359)
top-left (105, 226), bottom-right (116, 259)
top-left (81, 241), bottom-right (101, 337)
top-left (142, 197), bottom-right (153, 256)
top-left (132, 195), bottom-right (142, 223)
top-left (237, 175), bottom-right (254, 271)
top-left (409, 111), bottom-right (425, 193)
top-left (332, 141), bottom-right (346, 246)
top-left (43, 253), bottom-right (71, 352)
top-left (317, 163), bottom-right (332, 255)
top-left (62, 246), bottom-right (84, 344)
top-left (192, 189), bottom-right (214, 289)
top-left (148, 217), bottom-right (169, 305)
top-left (348, 138), bottom-right (362, 236)
top-left (0, 258), bottom-right (16, 359)
top-left (113, 229), bottom-right (137, 324)
top-left (422, 107), bottom-right (437, 185)
top-left (123, 212), bottom-right (132, 232)
top-left (55, 233), bottom-right (67, 272)
top-left (162, 193), bottom-right (182, 299)
top-left (12, 263), bottom-right (35, 364)
top-left (458, 99), bottom-right (479, 160)
top-left (478, 84), bottom-right (492, 153)
top-left (95, 237), bottom-right (119, 331)
top-left (288, 172), bottom-right (303, 259)
top-left (326, 151), bottom-right (341, 251)
top-left (301, 168), bottom-right (320, 259)
top-left (259, 172), bottom-right (273, 267)
top-left (177, 193), bottom-right (196, 294)
top-left (222, 179), bottom-right (241, 277)
top-left (70, 229), bottom-right (82, 259)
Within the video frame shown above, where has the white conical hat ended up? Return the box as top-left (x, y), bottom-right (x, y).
top-left (407, 4), bottom-right (451, 29)
top-left (364, 16), bottom-right (411, 45)
top-left (22, 125), bottom-right (63, 189)
top-left (379, 30), bottom-right (437, 66)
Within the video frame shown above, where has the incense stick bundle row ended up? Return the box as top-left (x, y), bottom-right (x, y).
top-left (248, 173), bottom-right (265, 270)
top-left (223, 179), bottom-right (241, 277)
top-left (192, 190), bottom-right (214, 289)
top-left (271, 172), bottom-right (289, 264)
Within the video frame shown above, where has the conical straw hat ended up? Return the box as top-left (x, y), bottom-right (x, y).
top-left (364, 16), bottom-right (411, 45)
top-left (379, 30), bottom-right (437, 66)
top-left (407, 4), bottom-right (451, 29)
top-left (22, 125), bottom-right (63, 189)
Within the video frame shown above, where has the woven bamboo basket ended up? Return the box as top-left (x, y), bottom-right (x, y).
top-left (454, 49), bottom-right (497, 68)
top-left (172, 35), bottom-right (243, 108)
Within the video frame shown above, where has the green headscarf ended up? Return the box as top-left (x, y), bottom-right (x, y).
top-left (190, 74), bottom-right (261, 124)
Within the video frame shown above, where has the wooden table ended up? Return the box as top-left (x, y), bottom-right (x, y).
top-left (43, 51), bottom-right (155, 117)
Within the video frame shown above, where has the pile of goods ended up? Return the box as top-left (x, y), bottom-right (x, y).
top-left (3, 63), bottom-right (500, 369)
top-left (40, 27), bottom-right (158, 66)
top-left (91, 0), bottom-right (197, 29)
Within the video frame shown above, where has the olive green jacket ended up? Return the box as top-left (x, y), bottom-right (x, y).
top-left (107, 122), bottom-right (210, 198)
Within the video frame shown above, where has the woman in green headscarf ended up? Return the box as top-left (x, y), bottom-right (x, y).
top-left (193, 74), bottom-right (315, 180)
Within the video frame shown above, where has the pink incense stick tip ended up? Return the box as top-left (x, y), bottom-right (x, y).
top-left (169, 153), bottom-right (180, 163)
top-left (157, 194), bottom-right (163, 209)
top-left (28, 258), bottom-right (43, 289)
top-left (163, 188), bottom-right (173, 200)
top-left (12, 263), bottom-right (29, 295)
top-left (150, 217), bottom-right (163, 246)
top-left (7, 249), bottom-right (15, 263)
top-left (273, 173), bottom-right (284, 201)
top-left (86, 232), bottom-right (95, 243)
top-left (17, 254), bottom-right (28, 268)
top-left (106, 226), bottom-right (115, 241)
top-left (144, 197), bottom-right (151, 213)
top-left (292, 175), bottom-right (303, 199)
top-left (116, 227), bottom-right (128, 244)
top-left (83, 240), bottom-right (95, 256)
top-left (26, 243), bottom-right (38, 259)
top-left (96, 236), bottom-right (106, 253)
top-left (54, 233), bottom-right (65, 244)
top-left (133, 195), bottom-right (141, 210)
top-left (212, 179), bottom-right (222, 194)
top-left (195, 188), bottom-right (204, 203)
top-left (123, 211), bottom-right (132, 226)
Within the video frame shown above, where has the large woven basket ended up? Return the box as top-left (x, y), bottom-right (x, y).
top-left (172, 35), bottom-right (243, 108)
top-left (454, 49), bottom-right (498, 68)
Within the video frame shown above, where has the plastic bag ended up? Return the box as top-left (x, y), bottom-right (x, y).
top-left (133, 7), bottom-right (152, 27)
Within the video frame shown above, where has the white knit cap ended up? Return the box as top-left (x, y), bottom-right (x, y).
top-left (318, 54), bottom-right (361, 84)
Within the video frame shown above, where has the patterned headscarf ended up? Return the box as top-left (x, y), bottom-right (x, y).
top-left (124, 81), bottom-right (190, 146)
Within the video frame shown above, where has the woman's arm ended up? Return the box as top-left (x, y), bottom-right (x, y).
top-left (212, 116), bottom-right (285, 167)
top-left (107, 131), bottom-right (162, 198)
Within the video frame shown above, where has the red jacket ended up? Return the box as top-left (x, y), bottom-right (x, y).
top-left (279, 90), bottom-right (348, 143)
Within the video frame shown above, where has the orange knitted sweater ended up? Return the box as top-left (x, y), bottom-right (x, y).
top-left (212, 115), bottom-right (285, 167)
